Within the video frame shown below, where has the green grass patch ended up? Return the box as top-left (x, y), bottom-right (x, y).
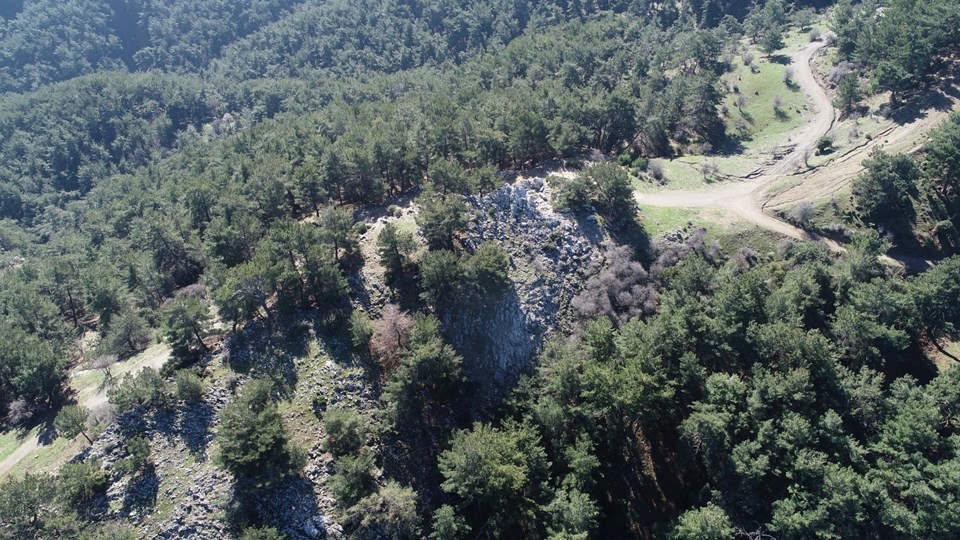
top-left (930, 341), bottom-right (960, 372)
top-left (636, 159), bottom-right (708, 191)
top-left (722, 32), bottom-right (812, 152)
top-left (0, 425), bottom-right (35, 463)
top-left (640, 207), bottom-right (700, 236)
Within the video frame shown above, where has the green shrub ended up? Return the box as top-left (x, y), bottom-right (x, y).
top-left (174, 369), bottom-right (204, 403)
top-left (58, 459), bottom-right (108, 508)
top-left (329, 452), bottom-right (377, 508)
top-left (323, 407), bottom-right (367, 457)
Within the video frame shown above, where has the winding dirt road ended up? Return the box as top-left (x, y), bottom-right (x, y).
top-left (0, 344), bottom-right (170, 478)
top-left (636, 39), bottom-right (959, 258)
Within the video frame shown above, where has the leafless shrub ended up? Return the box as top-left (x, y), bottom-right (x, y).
top-left (784, 67), bottom-right (795, 85)
top-left (772, 95), bottom-right (786, 117)
top-left (721, 50), bottom-right (735, 68)
top-left (6, 399), bottom-right (34, 425)
top-left (733, 247), bottom-right (761, 272)
top-left (88, 404), bottom-right (116, 432)
top-left (370, 304), bottom-right (415, 374)
top-left (742, 52), bottom-right (754, 68)
top-left (649, 161), bottom-right (665, 182)
top-left (89, 354), bottom-right (119, 390)
top-left (848, 126), bottom-right (861, 141)
top-left (702, 161), bottom-right (720, 181)
top-left (572, 243), bottom-right (658, 326)
top-left (225, 372), bottom-right (242, 394)
top-left (821, 222), bottom-right (853, 239)
top-left (178, 283), bottom-right (208, 298)
top-left (787, 201), bottom-right (815, 227)
top-left (652, 227), bottom-right (723, 275)
top-left (809, 28), bottom-right (822, 42)
top-left (736, 117), bottom-right (750, 136)
top-left (827, 61), bottom-right (857, 85)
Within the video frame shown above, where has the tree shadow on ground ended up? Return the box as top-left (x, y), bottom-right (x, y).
top-left (177, 401), bottom-right (215, 459)
top-left (122, 464), bottom-right (159, 512)
top-left (225, 315), bottom-right (314, 395)
top-left (769, 53), bottom-right (791, 65)
top-left (610, 218), bottom-right (654, 265)
top-left (890, 86), bottom-right (956, 126)
top-left (713, 131), bottom-right (746, 156)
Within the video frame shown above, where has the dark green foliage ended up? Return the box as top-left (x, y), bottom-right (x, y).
top-left (238, 526), bottom-right (285, 540)
top-left (419, 250), bottom-right (464, 308)
top-left (329, 452), bottom-right (377, 509)
top-left (669, 503), bottom-right (734, 540)
top-left (461, 242), bottom-right (512, 293)
top-left (107, 367), bottom-right (171, 413)
top-left (6, 1), bottom-right (960, 538)
top-left (834, 72), bottom-right (861, 116)
top-left (54, 405), bottom-right (92, 444)
top-left (852, 150), bottom-right (920, 224)
top-left (322, 407), bottom-right (367, 458)
top-left (430, 505), bottom-right (470, 540)
top-left (554, 163), bottom-right (638, 222)
top-left (0, 473), bottom-right (57, 539)
top-left (346, 482), bottom-right (421, 540)
top-left (376, 223), bottom-right (417, 282)
top-left (57, 459), bottom-right (108, 509)
top-left (162, 296), bottom-right (211, 355)
top-left (438, 422), bottom-right (549, 537)
top-left (416, 195), bottom-right (469, 251)
top-left (419, 243), bottom-right (511, 309)
top-left (217, 379), bottom-right (305, 490)
top-left (835, 0), bottom-right (960, 99)
top-left (427, 159), bottom-right (471, 196)
top-left (383, 315), bottom-right (465, 426)
top-left (99, 309), bottom-right (152, 359)
top-left (119, 435), bottom-right (152, 475)
top-left (0, 323), bottom-right (67, 410)
top-left (174, 369), bottom-right (204, 403)
top-left (349, 310), bottom-right (374, 352)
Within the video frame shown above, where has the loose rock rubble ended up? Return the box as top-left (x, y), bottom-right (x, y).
top-left (455, 178), bottom-right (604, 390)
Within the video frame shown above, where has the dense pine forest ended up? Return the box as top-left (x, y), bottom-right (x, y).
top-left (1, 0), bottom-right (960, 539)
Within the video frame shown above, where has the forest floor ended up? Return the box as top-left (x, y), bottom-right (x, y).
top-left (0, 344), bottom-right (171, 478)
top-left (635, 36), bottom-right (960, 269)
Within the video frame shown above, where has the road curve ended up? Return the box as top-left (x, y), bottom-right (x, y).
top-left (636, 40), bottom-right (835, 243)
top-left (636, 38), bottom-right (957, 262)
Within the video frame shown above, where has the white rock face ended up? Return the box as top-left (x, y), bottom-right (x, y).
top-left (454, 178), bottom-right (604, 398)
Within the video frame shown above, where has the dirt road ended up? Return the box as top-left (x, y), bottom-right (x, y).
top-left (0, 344), bottom-right (170, 477)
top-left (636, 39), bottom-right (959, 255)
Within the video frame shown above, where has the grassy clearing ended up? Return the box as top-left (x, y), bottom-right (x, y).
top-left (715, 224), bottom-right (784, 256)
top-left (640, 207), bottom-right (700, 236)
top-left (279, 346), bottom-right (327, 450)
top-left (3, 434), bottom-right (84, 479)
top-left (722, 30), bottom-right (813, 152)
top-left (0, 426), bottom-right (33, 462)
top-left (930, 341), bottom-right (960, 372)
top-left (806, 114), bottom-right (887, 169)
top-left (636, 159), bottom-right (707, 191)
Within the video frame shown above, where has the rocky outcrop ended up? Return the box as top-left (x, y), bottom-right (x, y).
top-left (453, 178), bottom-right (604, 393)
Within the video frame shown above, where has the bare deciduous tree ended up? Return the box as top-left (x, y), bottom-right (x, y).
top-left (370, 304), bottom-right (415, 374)
top-left (572, 243), bottom-right (658, 326)
top-left (788, 201), bottom-right (815, 227)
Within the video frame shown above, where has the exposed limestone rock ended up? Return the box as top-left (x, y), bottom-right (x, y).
top-left (454, 178), bottom-right (604, 394)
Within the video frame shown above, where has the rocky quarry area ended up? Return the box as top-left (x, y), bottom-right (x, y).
top-left (451, 177), bottom-right (605, 393)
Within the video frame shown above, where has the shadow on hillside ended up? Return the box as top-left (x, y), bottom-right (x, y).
top-left (890, 86), bottom-right (957, 126)
top-left (769, 53), bottom-right (791, 65)
top-left (225, 316), bottom-right (314, 395)
top-left (122, 464), bottom-right (159, 512)
top-left (178, 401), bottom-right (215, 458)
